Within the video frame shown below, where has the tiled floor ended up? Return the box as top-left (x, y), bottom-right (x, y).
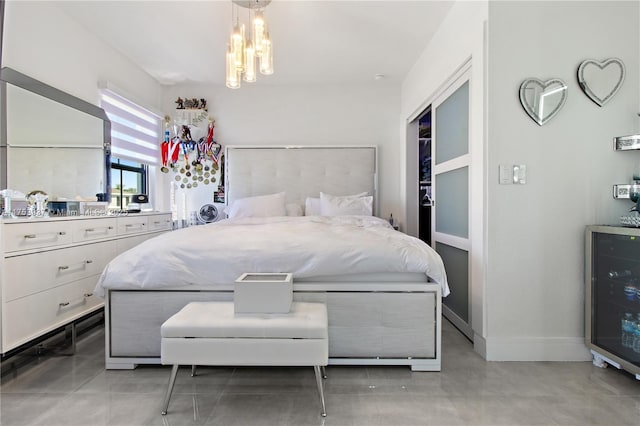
top-left (1, 320), bottom-right (639, 426)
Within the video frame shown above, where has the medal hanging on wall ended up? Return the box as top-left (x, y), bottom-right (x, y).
top-left (169, 116), bottom-right (222, 189)
top-left (196, 137), bottom-right (209, 179)
top-left (172, 137), bottom-right (188, 185)
top-left (160, 116), bottom-right (172, 172)
top-left (161, 141), bottom-right (170, 173)
top-left (161, 136), bottom-right (181, 173)
top-left (203, 119), bottom-right (220, 182)
top-left (211, 144), bottom-right (221, 171)
top-left (169, 137), bottom-right (180, 168)
top-left (207, 121), bottom-right (222, 172)
top-left (160, 124), bottom-right (171, 173)
top-left (161, 115), bottom-right (182, 173)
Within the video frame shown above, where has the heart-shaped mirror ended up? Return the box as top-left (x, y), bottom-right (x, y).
top-left (519, 78), bottom-right (568, 126)
top-left (577, 58), bottom-right (625, 107)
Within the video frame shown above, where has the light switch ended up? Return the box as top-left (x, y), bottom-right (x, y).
top-left (499, 165), bottom-right (513, 185)
top-left (499, 164), bottom-right (527, 185)
top-left (513, 164), bottom-right (526, 184)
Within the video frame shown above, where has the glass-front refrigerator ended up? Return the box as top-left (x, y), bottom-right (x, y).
top-left (586, 225), bottom-right (640, 380)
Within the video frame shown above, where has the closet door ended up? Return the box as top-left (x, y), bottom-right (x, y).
top-left (432, 76), bottom-right (472, 339)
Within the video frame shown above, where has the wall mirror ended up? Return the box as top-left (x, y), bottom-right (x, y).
top-left (577, 58), bottom-right (625, 107)
top-left (0, 67), bottom-right (110, 200)
top-left (519, 78), bottom-right (568, 126)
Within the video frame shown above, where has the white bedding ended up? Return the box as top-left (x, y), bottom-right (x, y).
top-left (95, 216), bottom-right (449, 297)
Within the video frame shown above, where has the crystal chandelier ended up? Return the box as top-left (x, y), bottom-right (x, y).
top-left (226, 0), bottom-right (274, 89)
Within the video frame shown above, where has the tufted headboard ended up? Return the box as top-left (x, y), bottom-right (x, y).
top-left (225, 146), bottom-right (378, 215)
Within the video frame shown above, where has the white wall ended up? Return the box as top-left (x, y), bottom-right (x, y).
top-left (2, 2), bottom-right (164, 205)
top-left (400, 1), bottom-right (489, 345)
top-left (486, 1), bottom-right (640, 360)
top-left (161, 83), bottom-right (401, 219)
top-left (3, 2), bottom-right (161, 109)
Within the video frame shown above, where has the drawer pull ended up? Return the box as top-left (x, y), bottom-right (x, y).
top-left (125, 223), bottom-right (146, 229)
top-left (59, 302), bottom-right (70, 307)
top-left (58, 260), bottom-right (93, 271)
top-left (24, 231), bottom-right (66, 239)
top-left (85, 226), bottom-right (114, 233)
top-left (84, 292), bottom-right (93, 298)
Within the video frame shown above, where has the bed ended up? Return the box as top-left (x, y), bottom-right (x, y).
top-left (100, 146), bottom-right (449, 371)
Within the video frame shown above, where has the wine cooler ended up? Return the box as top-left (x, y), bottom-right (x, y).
top-left (586, 225), bottom-right (640, 379)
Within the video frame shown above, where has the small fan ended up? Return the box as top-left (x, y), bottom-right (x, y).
top-left (197, 203), bottom-right (219, 224)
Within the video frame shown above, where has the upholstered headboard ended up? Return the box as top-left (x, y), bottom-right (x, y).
top-left (225, 146), bottom-right (378, 214)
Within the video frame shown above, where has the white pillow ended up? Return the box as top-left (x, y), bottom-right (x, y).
top-left (285, 203), bottom-right (303, 217)
top-left (304, 197), bottom-right (321, 216)
top-left (225, 192), bottom-right (287, 219)
top-left (319, 192), bottom-right (373, 216)
top-left (305, 192), bottom-right (368, 216)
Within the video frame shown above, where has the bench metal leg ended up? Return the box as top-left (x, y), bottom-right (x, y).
top-left (191, 365), bottom-right (197, 377)
top-left (314, 366), bottom-right (327, 417)
top-left (161, 364), bottom-right (180, 415)
top-left (321, 365), bottom-right (327, 379)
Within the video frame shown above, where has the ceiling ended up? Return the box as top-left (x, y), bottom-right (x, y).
top-left (56, 1), bottom-right (455, 86)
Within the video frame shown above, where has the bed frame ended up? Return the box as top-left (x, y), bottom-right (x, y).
top-left (103, 146), bottom-right (443, 371)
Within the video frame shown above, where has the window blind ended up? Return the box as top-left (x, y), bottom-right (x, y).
top-left (100, 90), bottom-right (160, 164)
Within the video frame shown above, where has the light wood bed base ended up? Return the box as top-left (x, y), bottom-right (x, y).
top-left (104, 282), bottom-right (442, 371)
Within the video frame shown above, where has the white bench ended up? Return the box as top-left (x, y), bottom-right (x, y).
top-left (160, 301), bottom-right (329, 416)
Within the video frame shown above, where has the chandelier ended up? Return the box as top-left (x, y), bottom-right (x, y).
top-left (226, 0), bottom-right (274, 89)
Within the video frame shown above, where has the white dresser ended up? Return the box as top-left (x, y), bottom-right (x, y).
top-left (0, 212), bottom-right (172, 354)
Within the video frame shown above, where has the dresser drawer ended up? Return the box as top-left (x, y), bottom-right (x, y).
top-left (72, 218), bottom-right (117, 243)
top-left (117, 215), bottom-right (148, 235)
top-left (4, 240), bottom-right (116, 302)
top-left (147, 214), bottom-right (172, 232)
top-left (2, 276), bottom-right (103, 352)
top-left (4, 221), bottom-right (73, 252)
top-left (115, 233), bottom-right (157, 254)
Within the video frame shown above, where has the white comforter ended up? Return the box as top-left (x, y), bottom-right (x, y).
top-left (95, 215), bottom-right (449, 297)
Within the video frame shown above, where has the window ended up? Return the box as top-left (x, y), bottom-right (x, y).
top-left (110, 159), bottom-right (147, 210)
top-left (100, 87), bottom-right (161, 210)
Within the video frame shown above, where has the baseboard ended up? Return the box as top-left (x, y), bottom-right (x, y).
top-left (484, 336), bottom-right (591, 361)
top-left (473, 333), bottom-right (487, 359)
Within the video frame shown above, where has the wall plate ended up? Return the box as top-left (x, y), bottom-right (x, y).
top-left (513, 165), bottom-right (526, 185)
top-left (499, 165), bottom-right (513, 185)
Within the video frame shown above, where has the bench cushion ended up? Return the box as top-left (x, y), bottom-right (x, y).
top-left (161, 302), bottom-right (328, 339)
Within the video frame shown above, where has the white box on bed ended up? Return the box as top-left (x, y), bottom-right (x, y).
top-left (234, 272), bottom-right (293, 313)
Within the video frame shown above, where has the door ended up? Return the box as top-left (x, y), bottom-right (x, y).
top-left (432, 75), bottom-right (472, 339)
